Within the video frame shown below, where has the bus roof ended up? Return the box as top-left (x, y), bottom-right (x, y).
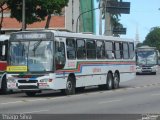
top-left (136, 45), bottom-right (156, 50)
top-left (10, 30), bottom-right (134, 42)
top-left (52, 30), bottom-right (134, 42)
top-left (0, 34), bottom-right (10, 41)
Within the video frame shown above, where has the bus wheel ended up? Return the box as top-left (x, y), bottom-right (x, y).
top-left (106, 73), bottom-right (113, 90)
top-left (64, 76), bottom-right (75, 95)
top-left (25, 92), bottom-right (36, 97)
top-left (113, 73), bottom-right (120, 89)
top-left (1, 78), bottom-right (7, 94)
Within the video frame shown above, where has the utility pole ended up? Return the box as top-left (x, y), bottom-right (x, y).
top-left (76, 7), bottom-right (99, 33)
top-left (22, 0), bottom-right (25, 31)
top-left (99, 0), bottom-right (103, 35)
top-left (104, 0), bottom-right (112, 36)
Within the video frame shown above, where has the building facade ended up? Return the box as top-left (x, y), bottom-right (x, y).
top-left (0, 0), bottom-right (94, 34)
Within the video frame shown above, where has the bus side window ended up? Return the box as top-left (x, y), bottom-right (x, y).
top-left (115, 42), bottom-right (121, 59)
top-left (105, 41), bottom-right (114, 59)
top-left (129, 43), bottom-right (134, 59)
top-left (0, 41), bottom-right (2, 60)
top-left (66, 38), bottom-right (76, 59)
top-left (123, 42), bottom-right (129, 59)
top-left (97, 40), bottom-right (105, 59)
top-left (86, 40), bottom-right (96, 59)
top-left (55, 41), bottom-right (66, 70)
top-left (77, 39), bottom-right (86, 59)
top-left (0, 41), bottom-right (7, 61)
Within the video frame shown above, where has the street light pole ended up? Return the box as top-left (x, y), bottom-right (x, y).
top-left (76, 7), bottom-right (100, 33)
top-left (22, 0), bottom-right (25, 31)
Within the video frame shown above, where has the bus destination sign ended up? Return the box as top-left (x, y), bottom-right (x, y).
top-left (15, 33), bottom-right (47, 40)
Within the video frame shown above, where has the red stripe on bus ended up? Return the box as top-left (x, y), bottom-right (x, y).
top-left (56, 61), bottom-right (135, 73)
top-left (0, 61), bottom-right (7, 71)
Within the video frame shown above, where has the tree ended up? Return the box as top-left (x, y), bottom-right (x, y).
top-left (0, 0), bottom-right (8, 32)
top-left (6, 0), bottom-right (69, 29)
top-left (136, 43), bottom-right (143, 48)
top-left (97, 0), bottom-right (123, 35)
top-left (143, 27), bottom-right (160, 51)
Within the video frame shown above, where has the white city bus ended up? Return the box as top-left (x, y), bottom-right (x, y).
top-left (136, 46), bottom-right (159, 75)
top-left (7, 30), bottom-right (136, 96)
top-left (0, 35), bottom-right (9, 94)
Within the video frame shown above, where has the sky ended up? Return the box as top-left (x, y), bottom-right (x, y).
top-left (94, 0), bottom-right (160, 42)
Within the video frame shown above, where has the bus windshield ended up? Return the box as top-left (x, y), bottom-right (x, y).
top-left (136, 50), bottom-right (157, 65)
top-left (9, 40), bottom-right (53, 72)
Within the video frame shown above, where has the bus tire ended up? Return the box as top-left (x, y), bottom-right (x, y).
top-left (25, 92), bottom-right (36, 97)
top-left (113, 72), bottom-right (120, 89)
top-left (64, 76), bottom-right (75, 95)
top-left (106, 72), bottom-right (113, 90)
top-left (1, 77), bottom-right (7, 94)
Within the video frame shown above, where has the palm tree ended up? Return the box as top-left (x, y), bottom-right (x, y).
top-left (97, 0), bottom-right (123, 35)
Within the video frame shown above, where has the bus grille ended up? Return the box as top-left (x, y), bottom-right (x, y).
top-left (18, 80), bottom-right (38, 83)
top-left (18, 86), bottom-right (38, 89)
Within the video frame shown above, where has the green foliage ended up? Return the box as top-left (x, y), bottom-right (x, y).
top-left (97, 0), bottom-right (123, 33)
top-left (6, 0), bottom-right (69, 25)
top-left (136, 43), bottom-right (143, 48)
top-left (143, 27), bottom-right (160, 51)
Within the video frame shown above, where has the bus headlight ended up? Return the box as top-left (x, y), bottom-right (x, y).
top-left (7, 78), bottom-right (16, 83)
top-left (136, 66), bottom-right (140, 69)
top-left (151, 66), bottom-right (157, 70)
top-left (40, 79), bottom-right (49, 82)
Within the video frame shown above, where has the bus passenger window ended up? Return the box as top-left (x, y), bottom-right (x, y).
top-left (66, 38), bottom-right (76, 59)
top-left (97, 40), bottom-right (105, 59)
top-left (123, 43), bottom-right (129, 59)
top-left (115, 42), bottom-right (121, 59)
top-left (105, 41), bottom-right (114, 59)
top-left (129, 43), bottom-right (135, 59)
top-left (86, 40), bottom-right (96, 59)
top-left (77, 39), bottom-right (86, 59)
top-left (55, 41), bottom-right (66, 70)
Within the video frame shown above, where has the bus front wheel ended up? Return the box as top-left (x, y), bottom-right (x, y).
top-left (62, 76), bottom-right (75, 95)
top-left (1, 78), bottom-right (7, 94)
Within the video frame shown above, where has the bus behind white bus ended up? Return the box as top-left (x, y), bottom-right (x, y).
top-left (0, 35), bottom-right (9, 94)
top-left (7, 30), bottom-right (136, 96)
top-left (136, 46), bottom-right (159, 75)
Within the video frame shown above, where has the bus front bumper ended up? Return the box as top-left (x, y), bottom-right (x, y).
top-left (136, 66), bottom-right (158, 73)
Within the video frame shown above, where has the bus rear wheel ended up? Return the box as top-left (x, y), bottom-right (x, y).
top-left (113, 73), bottom-right (120, 89)
top-left (106, 72), bottom-right (113, 90)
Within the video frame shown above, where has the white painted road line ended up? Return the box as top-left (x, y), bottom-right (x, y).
top-left (22, 109), bottom-right (49, 114)
top-left (151, 93), bottom-right (160, 96)
top-left (98, 99), bottom-right (122, 104)
top-left (0, 101), bottom-right (23, 105)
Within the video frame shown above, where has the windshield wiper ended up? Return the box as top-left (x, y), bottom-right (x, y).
top-left (32, 40), bottom-right (42, 52)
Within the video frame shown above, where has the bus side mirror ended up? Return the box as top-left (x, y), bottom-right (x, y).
top-left (2, 45), bottom-right (6, 56)
top-left (0, 45), bottom-right (6, 60)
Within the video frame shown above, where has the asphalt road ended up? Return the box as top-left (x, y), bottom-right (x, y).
top-left (1, 69), bottom-right (160, 116)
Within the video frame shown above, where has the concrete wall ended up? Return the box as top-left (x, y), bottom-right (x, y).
top-left (65, 0), bottom-right (80, 32)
